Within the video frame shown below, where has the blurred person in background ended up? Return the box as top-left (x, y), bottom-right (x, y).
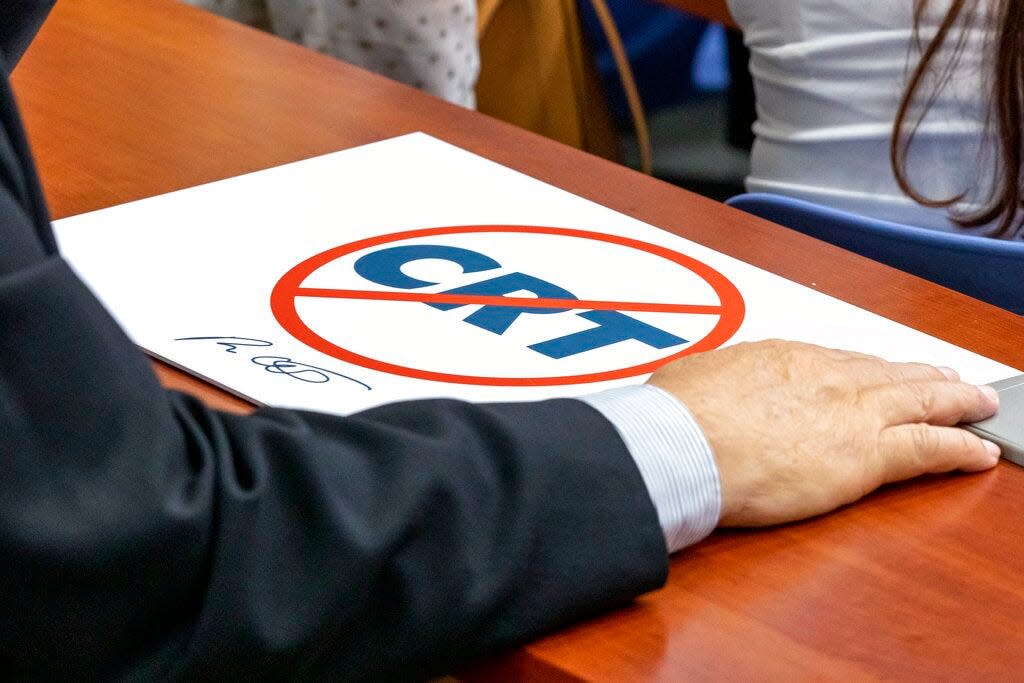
top-left (667, 0), bottom-right (1022, 237)
top-left (185, 0), bottom-right (479, 107)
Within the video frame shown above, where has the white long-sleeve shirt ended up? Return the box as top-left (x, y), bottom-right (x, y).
top-left (727, 0), bottom-right (995, 232)
top-left (581, 386), bottom-right (721, 553)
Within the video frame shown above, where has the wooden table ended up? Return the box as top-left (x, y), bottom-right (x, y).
top-left (14, 1), bottom-right (1024, 679)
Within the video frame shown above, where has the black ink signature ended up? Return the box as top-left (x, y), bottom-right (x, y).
top-left (175, 336), bottom-right (372, 391)
top-left (175, 336), bottom-right (272, 354)
top-left (249, 356), bottom-right (366, 386)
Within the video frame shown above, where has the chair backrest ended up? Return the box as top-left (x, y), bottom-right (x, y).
top-left (726, 193), bottom-right (1024, 314)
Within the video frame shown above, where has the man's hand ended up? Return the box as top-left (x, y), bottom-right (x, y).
top-left (649, 340), bottom-right (1001, 527)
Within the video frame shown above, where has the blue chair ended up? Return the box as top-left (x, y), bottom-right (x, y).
top-left (726, 193), bottom-right (1024, 314)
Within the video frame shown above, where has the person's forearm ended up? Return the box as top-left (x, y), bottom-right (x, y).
top-left (653, 0), bottom-right (736, 29)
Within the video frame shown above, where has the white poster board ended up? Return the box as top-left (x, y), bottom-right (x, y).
top-left (53, 133), bottom-right (1018, 414)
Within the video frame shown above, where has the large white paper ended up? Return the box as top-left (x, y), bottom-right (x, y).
top-left (54, 133), bottom-right (1018, 414)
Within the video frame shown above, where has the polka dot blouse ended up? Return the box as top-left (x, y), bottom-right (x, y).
top-left (185, 0), bottom-right (480, 108)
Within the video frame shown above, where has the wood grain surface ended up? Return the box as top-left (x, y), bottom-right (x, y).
top-left (12, 1), bottom-right (1024, 679)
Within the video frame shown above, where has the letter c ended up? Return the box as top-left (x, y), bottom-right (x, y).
top-left (354, 244), bottom-right (502, 289)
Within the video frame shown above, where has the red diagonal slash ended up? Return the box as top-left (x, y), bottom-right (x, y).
top-left (294, 287), bottom-right (724, 315)
top-left (271, 224), bottom-right (746, 386)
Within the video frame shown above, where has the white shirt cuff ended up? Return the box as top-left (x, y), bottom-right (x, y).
top-left (579, 385), bottom-right (722, 553)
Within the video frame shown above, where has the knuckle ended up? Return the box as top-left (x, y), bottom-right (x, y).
top-left (909, 425), bottom-right (939, 457)
top-left (867, 356), bottom-right (890, 372)
top-left (905, 362), bottom-right (942, 382)
top-left (952, 428), bottom-right (977, 456)
top-left (907, 381), bottom-right (935, 418)
top-left (816, 380), bottom-right (846, 404)
top-left (777, 341), bottom-right (800, 359)
top-left (958, 382), bottom-right (982, 409)
top-left (850, 381), bottom-right (870, 410)
top-left (922, 389), bottom-right (939, 417)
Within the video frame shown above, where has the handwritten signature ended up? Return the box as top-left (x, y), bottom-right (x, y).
top-left (175, 336), bottom-right (372, 391)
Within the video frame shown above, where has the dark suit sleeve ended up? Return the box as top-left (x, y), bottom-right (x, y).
top-left (0, 218), bottom-right (667, 679)
top-left (0, 0), bottom-right (55, 69)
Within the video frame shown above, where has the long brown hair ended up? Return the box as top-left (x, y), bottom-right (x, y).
top-left (891, 0), bottom-right (1024, 237)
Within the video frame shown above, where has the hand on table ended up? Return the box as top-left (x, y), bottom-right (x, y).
top-left (649, 340), bottom-right (1001, 527)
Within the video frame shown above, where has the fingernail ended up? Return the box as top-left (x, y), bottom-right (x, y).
top-left (980, 385), bottom-right (1000, 407)
top-left (984, 439), bottom-right (1001, 460)
top-left (938, 366), bottom-right (960, 381)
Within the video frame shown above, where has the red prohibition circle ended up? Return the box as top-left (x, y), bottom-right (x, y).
top-left (270, 225), bottom-right (745, 386)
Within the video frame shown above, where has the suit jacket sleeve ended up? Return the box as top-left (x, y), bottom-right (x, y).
top-left (0, 0), bottom-right (55, 68)
top-left (0, 4), bottom-right (668, 679)
top-left (0, 254), bottom-right (668, 680)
